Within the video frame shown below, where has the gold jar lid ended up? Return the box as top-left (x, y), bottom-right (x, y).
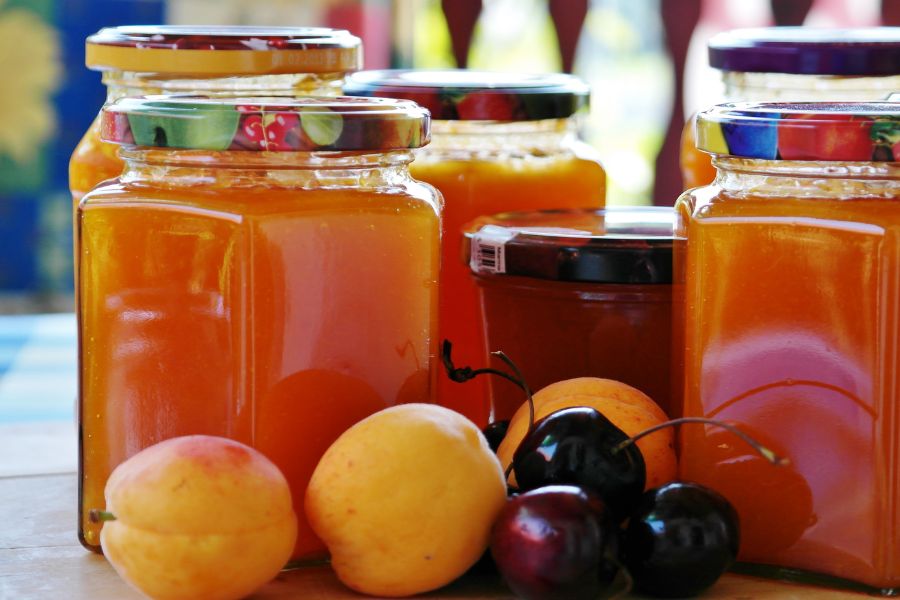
top-left (86, 26), bottom-right (362, 76)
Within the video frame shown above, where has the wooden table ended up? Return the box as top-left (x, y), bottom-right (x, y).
top-left (0, 317), bottom-right (876, 598)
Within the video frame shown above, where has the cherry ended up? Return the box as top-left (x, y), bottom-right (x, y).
top-left (622, 482), bottom-right (739, 598)
top-left (482, 419), bottom-right (509, 453)
top-left (490, 485), bottom-right (624, 600)
top-left (512, 407), bottom-right (645, 522)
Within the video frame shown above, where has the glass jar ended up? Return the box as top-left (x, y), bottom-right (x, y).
top-left (345, 70), bottom-right (606, 427)
top-left (78, 96), bottom-right (440, 562)
top-left (677, 101), bottom-right (900, 592)
top-left (681, 27), bottom-right (900, 191)
top-left (69, 26), bottom-right (362, 206)
top-left (464, 207), bottom-right (674, 421)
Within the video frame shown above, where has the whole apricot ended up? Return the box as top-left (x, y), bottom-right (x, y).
top-left (97, 435), bottom-right (297, 600)
top-left (497, 378), bottom-right (676, 491)
top-left (305, 403), bottom-right (507, 597)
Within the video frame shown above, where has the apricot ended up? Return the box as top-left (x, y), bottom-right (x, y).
top-left (305, 403), bottom-right (507, 597)
top-left (533, 377), bottom-right (670, 422)
top-left (497, 378), bottom-right (677, 491)
top-left (98, 435), bottom-right (297, 600)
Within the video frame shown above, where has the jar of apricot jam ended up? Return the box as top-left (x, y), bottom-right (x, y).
top-left (78, 96), bottom-right (439, 562)
top-left (681, 27), bottom-right (900, 190)
top-left (464, 207), bottom-right (674, 421)
top-left (70, 26), bottom-right (362, 206)
top-left (345, 70), bottom-right (606, 427)
top-left (677, 101), bottom-right (900, 592)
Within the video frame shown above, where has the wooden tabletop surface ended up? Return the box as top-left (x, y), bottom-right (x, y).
top-left (0, 315), bottom-right (876, 598)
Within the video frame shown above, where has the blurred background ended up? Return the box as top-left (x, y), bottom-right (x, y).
top-left (0, 0), bottom-right (898, 313)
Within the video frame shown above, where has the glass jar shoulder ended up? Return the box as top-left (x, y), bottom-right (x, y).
top-left (81, 171), bottom-right (441, 220)
top-left (70, 116), bottom-right (122, 195)
top-left (675, 179), bottom-right (900, 232)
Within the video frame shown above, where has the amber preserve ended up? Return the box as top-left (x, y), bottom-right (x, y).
top-left (77, 96), bottom-right (440, 562)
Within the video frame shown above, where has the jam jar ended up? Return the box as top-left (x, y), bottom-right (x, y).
top-left (70, 26), bottom-right (362, 207)
top-left (464, 207), bottom-right (674, 421)
top-left (681, 27), bottom-right (900, 190)
top-left (678, 101), bottom-right (900, 592)
top-left (77, 96), bottom-right (440, 562)
top-left (345, 70), bottom-right (606, 427)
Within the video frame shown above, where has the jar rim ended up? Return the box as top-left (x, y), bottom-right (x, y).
top-left (709, 27), bottom-right (900, 76)
top-left (86, 26), bottom-right (362, 75)
top-left (101, 95), bottom-right (431, 152)
top-left (344, 69), bottom-right (589, 121)
top-left (696, 101), bottom-right (900, 162)
top-left (463, 207), bottom-right (674, 284)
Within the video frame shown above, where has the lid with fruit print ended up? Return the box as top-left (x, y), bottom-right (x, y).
top-left (709, 27), bottom-right (900, 75)
top-left (696, 102), bottom-right (900, 161)
top-left (86, 26), bottom-right (362, 75)
top-left (463, 207), bottom-right (674, 284)
top-left (343, 70), bottom-right (589, 121)
top-left (100, 96), bottom-right (430, 151)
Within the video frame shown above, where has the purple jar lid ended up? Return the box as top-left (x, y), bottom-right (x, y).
top-left (709, 27), bottom-right (900, 75)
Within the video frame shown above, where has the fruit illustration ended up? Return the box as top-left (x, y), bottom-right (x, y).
top-left (490, 485), bottom-right (623, 600)
top-left (94, 435), bottom-right (297, 600)
top-left (305, 403), bottom-right (507, 597)
top-left (126, 101), bottom-right (240, 150)
top-left (777, 113), bottom-right (873, 161)
top-left (455, 92), bottom-right (522, 120)
top-left (497, 379), bottom-right (676, 490)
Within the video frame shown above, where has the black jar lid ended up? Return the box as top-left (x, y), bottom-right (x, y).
top-left (708, 27), bottom-right (900, 75)
top-left (464, 208), bottom-right (674, 284)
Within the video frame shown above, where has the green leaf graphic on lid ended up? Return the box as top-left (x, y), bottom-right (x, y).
top-left (871, 118), bottom-right (900, 144)
top-left (300, 107), bottom-right (343, 146)
top-left (127, 103), bottom-right (241, 150)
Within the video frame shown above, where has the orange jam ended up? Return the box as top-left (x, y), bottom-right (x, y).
top-left (465, 208), bottom-right (675, 420)
top-left (70, 26), bottom-right (361, 212)
top-left (681, 27), bottom-right (900, 191)
top-left (78, 97), bottom-right (439, 561)
top-left (678, 102), bottom-right (900, 591)
top-left (345, 71), bottom-right (606, 426)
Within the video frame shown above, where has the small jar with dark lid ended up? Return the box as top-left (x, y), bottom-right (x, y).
top-left (682, 27), bottom-right (900, 190)
top-left (464, 207), bottom-right (674, 421)
top-left (346, 69), bottom-right (606, 426)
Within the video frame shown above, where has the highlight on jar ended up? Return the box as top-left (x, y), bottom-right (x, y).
top-left (345, 69), bottom-right (607, 428)
top-left (680, 26), bottom-right (900, 191)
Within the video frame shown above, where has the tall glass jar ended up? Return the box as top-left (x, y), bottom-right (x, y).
top-left (70, 26), bottom-right (362, 205)
top-left (345, 70), bottom-right (606, 427)
top-left (78, 96), bottom-right (440, 562)
top-left (681, 27), bottom-right (900, 190)
top-left (677, 101), bottom-right (900, 592)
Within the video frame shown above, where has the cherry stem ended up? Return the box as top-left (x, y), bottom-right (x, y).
top-left (441, 340), bottom-right (526, 392)
top-left (441, 340), bottom-right (535, 482)
top-left (612, 417), bottom-right (790, 466)
top-left (89, 509), bottom-right (117, 523)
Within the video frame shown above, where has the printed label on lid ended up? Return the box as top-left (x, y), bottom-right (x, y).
top-left (470, 226), bottom-right (515, 274)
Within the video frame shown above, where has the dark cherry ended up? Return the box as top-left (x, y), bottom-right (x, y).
top-left (482, 420), bottom-right (510, 453)
top-left (512, 407), bottom-right (645, 521)
top-left (623, 482), bottom-right (739, 598)
top-left (490, 485), bottom-right (623, 600)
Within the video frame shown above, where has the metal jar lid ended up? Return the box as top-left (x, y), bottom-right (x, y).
top-left (464, 207), bottom-right (674, 284)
